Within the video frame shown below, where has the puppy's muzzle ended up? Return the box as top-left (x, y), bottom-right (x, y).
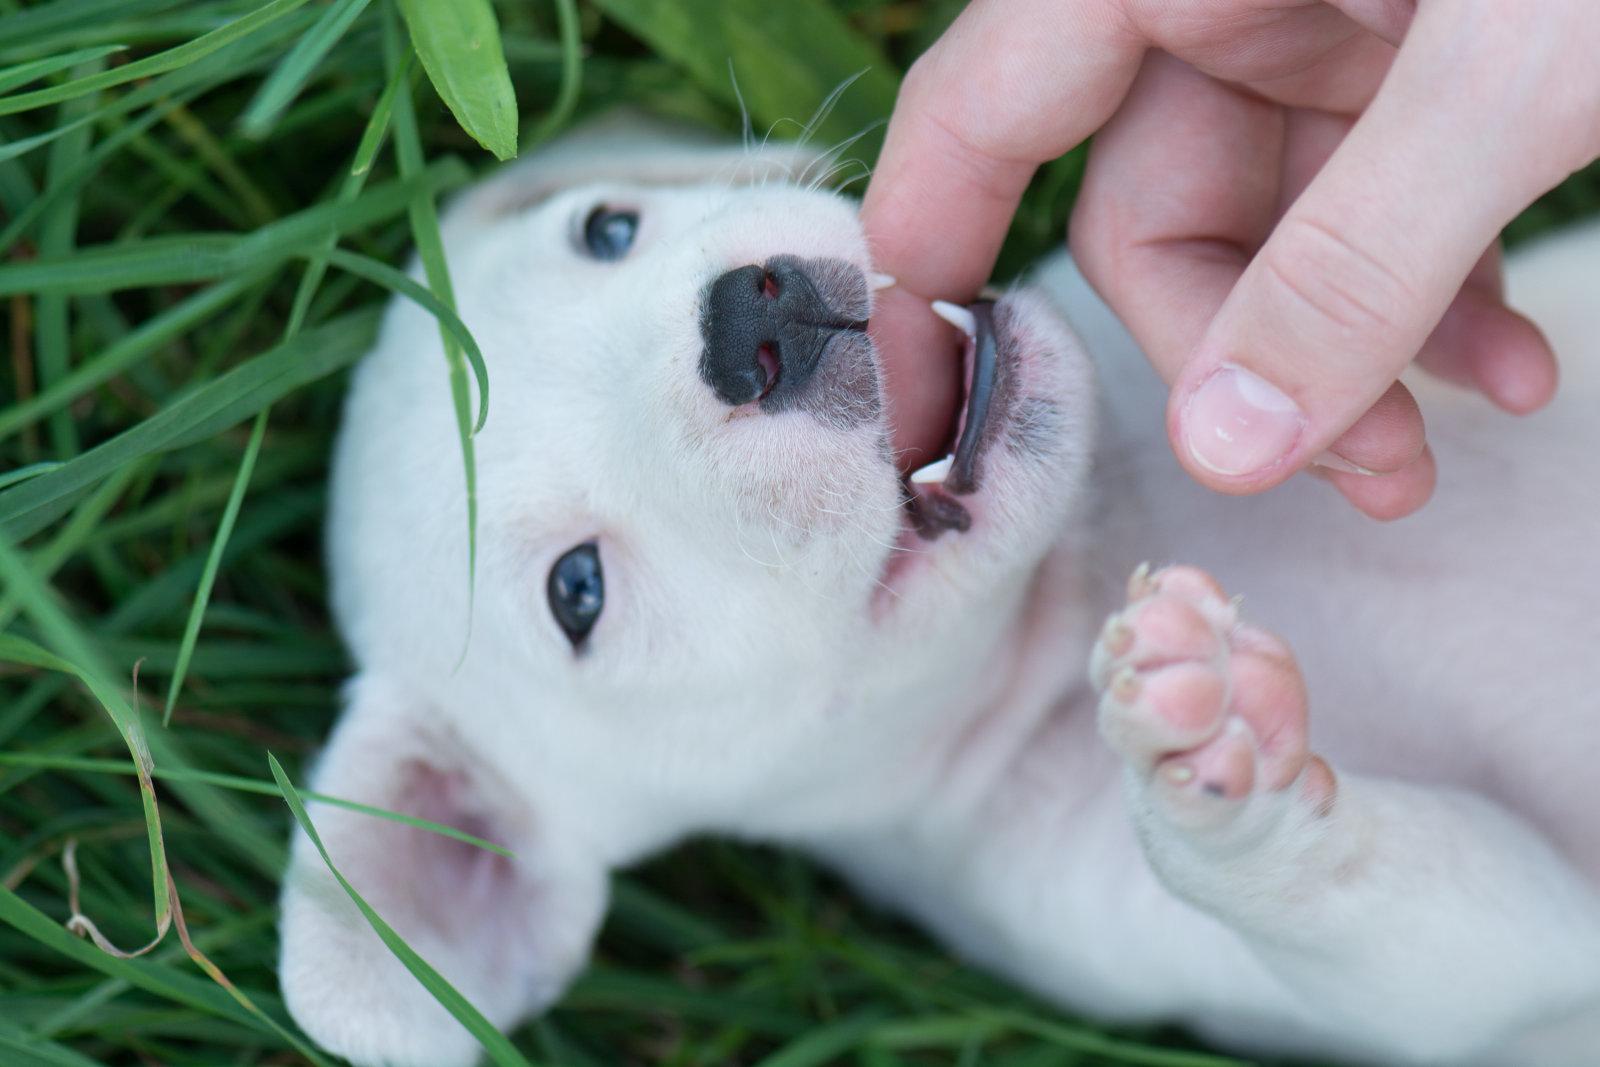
top-left (698, 255), bottom-right (869, 410)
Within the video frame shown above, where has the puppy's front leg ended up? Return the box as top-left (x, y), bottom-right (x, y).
top-left (1089, 565), bottom-right (1600, 1063)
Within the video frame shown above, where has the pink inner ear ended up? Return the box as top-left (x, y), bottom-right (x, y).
top-left (358, 760), bottom-right (529, 973)
top-left (414, 763), bottom-right (519, 914)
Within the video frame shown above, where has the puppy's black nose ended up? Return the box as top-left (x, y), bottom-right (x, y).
top-left (699, 257), bottom-right (867, 408)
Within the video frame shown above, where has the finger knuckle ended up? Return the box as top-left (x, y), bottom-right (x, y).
top-left (1259, 216), bottom-right (1417, 343)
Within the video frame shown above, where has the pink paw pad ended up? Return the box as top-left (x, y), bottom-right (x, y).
top-left (1092, 564), bottom-right (1334, 818)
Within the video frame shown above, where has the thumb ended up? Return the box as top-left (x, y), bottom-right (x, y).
top-left (1169, 6), bottom-right (1582, 491)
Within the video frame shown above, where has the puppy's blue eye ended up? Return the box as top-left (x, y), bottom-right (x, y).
top-left (548, 542), bottom-right (604, 649)
top-left (582, 206), bottom-right (638, 261)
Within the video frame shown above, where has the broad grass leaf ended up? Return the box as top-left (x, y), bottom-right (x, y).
top-left (590, 0), bottom-right (897, 152)
top-left (395, 0), bottom-right (518, 160)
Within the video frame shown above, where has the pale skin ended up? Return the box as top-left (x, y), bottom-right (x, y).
top-left (863, 0), bottom-right (1600, 519)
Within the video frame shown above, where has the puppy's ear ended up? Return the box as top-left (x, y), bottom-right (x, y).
top-left (443, 108), bottom-right (828, 236)
top-left (278, 675), bottom-right (605, 1067)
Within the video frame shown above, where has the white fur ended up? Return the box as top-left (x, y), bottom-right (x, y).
top-left (279, 119), bottom-right (1600, 1066)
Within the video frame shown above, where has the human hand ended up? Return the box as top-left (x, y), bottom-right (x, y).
top-left (863, 0), bottom-right (1600, 518)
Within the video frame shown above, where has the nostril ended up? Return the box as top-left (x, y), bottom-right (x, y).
top-left (702, 259), bottom-right (848, 408)
top-left (756, 343), bottom-right (780, 399)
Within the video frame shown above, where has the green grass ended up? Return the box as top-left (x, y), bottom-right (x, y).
top-left (2, 2), bottom-right (1598, 1065)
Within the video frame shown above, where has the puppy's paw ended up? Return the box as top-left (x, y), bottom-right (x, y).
top-left (1090, 565), bottom-right (1336, 836)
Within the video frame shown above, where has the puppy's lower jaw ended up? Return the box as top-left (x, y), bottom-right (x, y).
top-left (870, 294), bottom-right (1067, 611)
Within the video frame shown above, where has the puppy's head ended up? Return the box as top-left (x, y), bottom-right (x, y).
top-left (282, 115), bottom-right (1096, 1065)
top-left (333, 114), bottom-right (1093, 737)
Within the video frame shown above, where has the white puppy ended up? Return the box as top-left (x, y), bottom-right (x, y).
top-left (279, 117), bottom-right (1600, 1066)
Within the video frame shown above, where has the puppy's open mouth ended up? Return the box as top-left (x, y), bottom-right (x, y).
top-left (898, 299), bottom-right (1001, 541)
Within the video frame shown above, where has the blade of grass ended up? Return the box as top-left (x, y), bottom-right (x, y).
top-left (0, 0), bottom-right (315, 117)
top-left (753, 1010), bottom-right (891, 1067)
top-left (561, 968), bottom-right (810, 1035)
top-left (324, 246), bottom-right (488, 425)
top-left (982, 1010), bottom-right (1250, 1067)
top-left (350, 49), bottom-right (408, 177)
top-left (0, 307), bottom-right (379, 541)
top-left (239, 0), bottom-right (372, 139)
top-left (0, 121), bottom-right (36, 212)
top-left (0, 0), bottom-right (184, 56)
top-left (0, 459), bottom-right (142, 630)
top-left (0, 1021), bottom-right (104, 1067)
top-left (0, 159), bottom-right (470, 296)
top-left (0, 462), bottom-right (63, 491)
top-left (160, 410), bottom-right (266, 726)
top-left (863, 1016), bottom-right (1009, 1052)
top-left (0, 748), bottom-right (514, 859)
top-left (0, 539), bottom-right (332, 1065)
top-left (395, 0), bottom-right (517, 159)
top-left (35, 52), bottom-right (103, 459)
top-left (0, 85), bottom-right (205, 254)
top-left (525, 0), bottom-right (580, 147)
top-left (0, 883), bottom-right (263, 1035)
top-left (81, 443), bottom-right (317, 549)
top-left (387, 6), bottom-right (480, 635)
top-left (0, 19), bottom-right (294, 167)
top-left (0, 542), bottom-right (168, 932)
top-left (0, 882), bottom-right (330, 1062)
top-left (159, 100), bottom-right (276, 227)
top-left (0, 272), bottom-right (265, 445)
top-left (162, 59), bottom-right (403, 732)
top-left (0, 44), bottom-right (125, 95)
top-left (102, 487), bottom-right (322, 634)
top-left (267, 753), bottom-right (536, 1067)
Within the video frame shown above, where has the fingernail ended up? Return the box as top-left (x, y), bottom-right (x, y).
top-left (1311, 450), bottom-right (1377, 476)
top-left (1182, 364), bottom-right (1305, 477)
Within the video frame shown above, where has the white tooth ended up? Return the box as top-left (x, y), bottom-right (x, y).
top-left (930, 299), bottom-right (977, 341)
top-left (909, 454), bottom-right (954, 485)
top-left (868, 271), bottom-right (896, 291)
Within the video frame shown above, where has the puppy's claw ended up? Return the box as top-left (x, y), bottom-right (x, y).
top-left (1110, 665), bottom-right (1140, 704)
top-left (1100, 614), bottom-right (1134, 658)
top-left (868, 271), bottom-right (896, 291)
top-left (1162, 762), bottom-right (1196, 786)
top-left (1127, 562), bottom-right (1155, 602)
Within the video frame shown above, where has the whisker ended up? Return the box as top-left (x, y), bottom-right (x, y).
top-left (798, 69), bottom-right (869, 150)
top-left (808, 156), bottom-right (872, 193)
top-left (799, 118), bottom-right (884, 188)
top-left (732, 506), bottom-right (785, 570)
top-left (728, 60), bottom-right (754, 158)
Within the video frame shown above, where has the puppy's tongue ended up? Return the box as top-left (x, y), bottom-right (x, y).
top-left (871, 287), bottom-right (965, 473)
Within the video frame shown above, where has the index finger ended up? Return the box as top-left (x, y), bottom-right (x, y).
top-left (861, 0), bottom-right (1143, 465)
top-left (862, 0), bottom-right (1142, 301)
